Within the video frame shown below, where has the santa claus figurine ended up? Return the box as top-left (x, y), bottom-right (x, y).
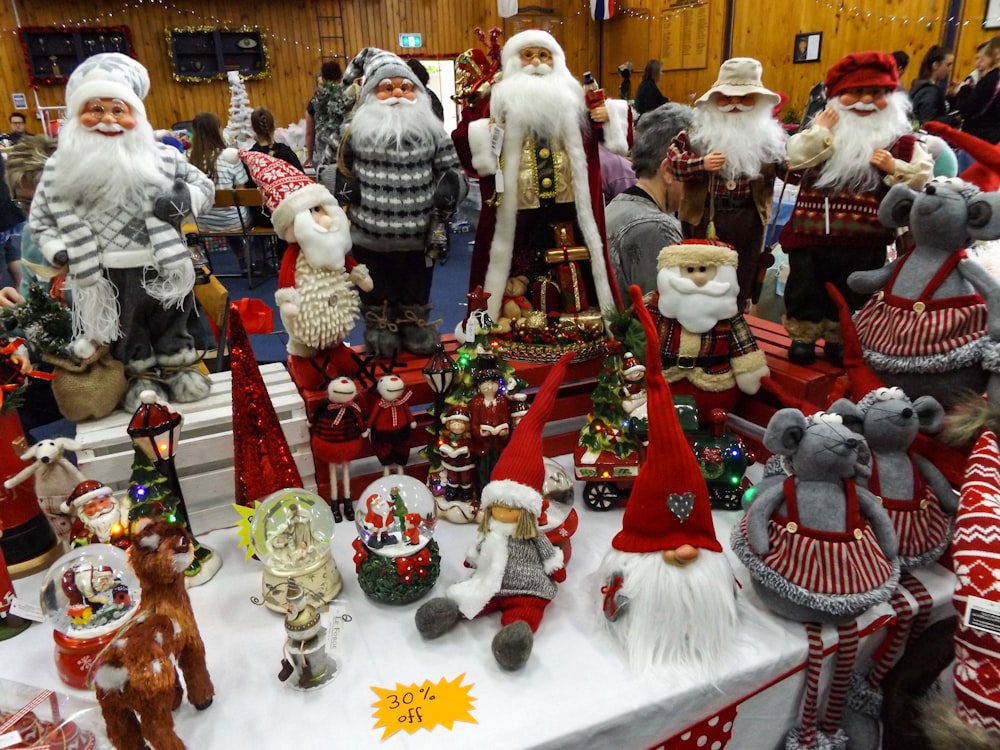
top-left (310, 377), bottom-right (368, 523)
top-left (330, 50), bottom-right (466, 357)
top-left (31, 53), bottom-right (216, 409)
top-left (668, 57), bottom-right (786, 313)
top-left (235, 148), bottom-right (372, 390)
top-left (644, 239), bottom-right (769, 419)
top-left (415, 353), bottom-right (573, 671)
top-left (461, 30), bottom-right (631, 329)
top-left (598, 286), bottom-right (738, 671)
top-left (368, 374), bottom-right (416, 476)
top-left (780, 51), bottom-right (932, 365)
top-left (62, 480), bottom-right (130, 549)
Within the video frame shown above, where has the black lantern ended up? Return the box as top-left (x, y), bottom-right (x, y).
top-left (422, 344), bottom-right (455, 440)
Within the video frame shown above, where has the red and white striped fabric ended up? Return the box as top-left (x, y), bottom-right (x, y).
top-left (881, 499), bottom-right (951, 559)
top-left (591, 0), bottom-right (615, 20)
top-left (853, 293), bottom-right (986, 358)
top-left (952, 429), bottom-right (1000, 736)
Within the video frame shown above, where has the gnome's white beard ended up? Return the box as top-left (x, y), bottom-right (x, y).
top-left (658, 265), bottom-right (739, 333)
top-left (349, 92), bottom-right (443, 152)
top-left (691, 102), bottom-right (787, 182)
top-left (53, 117), bottom-right (171, 213)
top-left (598, 548), bottom-right (738, 674)
top-left (812, 91), bottom-right (913, 192)
top-left (292, 202), bottom-right (351, 271)
top-left (490, 61), bottom-right (587, 142)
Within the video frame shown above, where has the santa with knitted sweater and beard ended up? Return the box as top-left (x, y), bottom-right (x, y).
top-left (780, 51), bottom-right (932, 366)
top-left (599, 286), bottom-right (738, 672)
top-left (235, 149), bottom-right (372, 389)
top-left (461, 30), bottom-right (632, 329)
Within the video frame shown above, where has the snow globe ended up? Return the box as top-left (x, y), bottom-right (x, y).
top-left (539, 458), bottom-right (580, 564)
top-left (39, 544), bottom-right (141, 688)
top-left (250, 488), bottom-right (341, 614)
top-left (353, 475), bottom-right (440, 605)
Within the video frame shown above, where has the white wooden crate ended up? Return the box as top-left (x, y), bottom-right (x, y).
top-left (74, 363), bottom-right (315, 535)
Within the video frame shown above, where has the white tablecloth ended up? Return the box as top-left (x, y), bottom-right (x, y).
top-left (0, 468), bottom-right (956, 750)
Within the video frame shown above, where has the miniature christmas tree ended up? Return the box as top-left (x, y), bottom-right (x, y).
top-left (125, 446), bottom-right (179, 526)
top-left (578, 342), bottom-right (640, 461)
top-left (223, 71), bottom-right (254, 149)
top-left (0, 283), bottom-right (73, 359)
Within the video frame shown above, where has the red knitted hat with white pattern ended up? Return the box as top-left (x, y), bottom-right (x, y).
top-left (613, 286), bottom-right (722, 554)
top-left (479, 351), bottom-right (574, 517)
top-left (951, 429), bottom-right (1000, 738)
top-left (237, 148), bottom-right (330, 241)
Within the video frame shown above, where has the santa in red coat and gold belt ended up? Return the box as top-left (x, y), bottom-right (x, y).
top-left (644, 240), bottom-right (768, 419)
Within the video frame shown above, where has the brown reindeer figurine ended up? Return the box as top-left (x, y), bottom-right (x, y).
top-left (93, 519), bottom-right (214, 750)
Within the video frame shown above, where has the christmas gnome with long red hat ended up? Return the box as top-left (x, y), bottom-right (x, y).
top-left (231, 148), bottom-right (373, 387)
top-left (415, 352), bottom-right (574, 671)
top-left (825, 283), bottom-right (957, 750)
top-left (598, 286), bottom-right (738, 673)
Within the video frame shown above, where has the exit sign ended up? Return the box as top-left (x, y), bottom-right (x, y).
top-left (399, 33), bottom-right (422, 49)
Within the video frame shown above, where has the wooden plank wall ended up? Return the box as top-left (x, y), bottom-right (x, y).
top-left (0, 0), bottom-right (993, 132)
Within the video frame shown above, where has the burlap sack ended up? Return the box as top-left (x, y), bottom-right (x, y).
top-left (43, 345), bottom-right (127, 422)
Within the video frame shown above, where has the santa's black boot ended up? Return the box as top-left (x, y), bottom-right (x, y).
top-left (331, 499), bottom-right (343, 523)
top-left (397, 303), bottom-right (441, 356)
top-left (361, 302), bottom-right (401, 359)
top-left (342, 497), bottom-right (355, 522)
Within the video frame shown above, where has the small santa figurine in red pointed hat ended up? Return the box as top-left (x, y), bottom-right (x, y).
top-left (598, 286), bottom-right (738, 672)
top-left (415, 352), bottom-right (573, 670)
top-left (234, 148), bottom-right (372, 384)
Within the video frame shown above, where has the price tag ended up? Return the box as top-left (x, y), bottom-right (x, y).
top-left (0, 731), bottom-right (23, 749)
top-left (964, 595), bottom-right (1000, 636)
top-left (371, 674), bottom-right (477, 739)
top-left (9, 595), bottom-right (44, 623)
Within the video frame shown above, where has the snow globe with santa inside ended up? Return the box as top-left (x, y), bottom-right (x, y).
top-left (250, 488), bottom-right (341, 614)
top-left (353, 475), bottom-right (440, 605)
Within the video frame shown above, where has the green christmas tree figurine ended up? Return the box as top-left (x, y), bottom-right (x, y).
top-left (126, 446), bottom-right (180, 528)
top-left (578, 342), bottom-right (640, 462)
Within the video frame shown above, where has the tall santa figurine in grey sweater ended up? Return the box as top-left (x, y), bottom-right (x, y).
top-left (330, 50), bottom-right (467, 358)
top-left (31, 53), bottom-right (215, 409)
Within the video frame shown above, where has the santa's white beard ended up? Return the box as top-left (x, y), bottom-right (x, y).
top-left (598, 548), bottom-right (737, 674)
top-left (349, 92), bottom-right (443, 152)
top-left (490, 63), bottom-right (587, 142)
top-left (52, 117), bottom-right (171, 213)
top-left (658, 265), bottom-right (739, 332)
top-left (82, 507), bottom-right (120, 542)
top-left (691, 103), bottom-right (787, 182)
top-left (812, 91), bottom-right (913, 192)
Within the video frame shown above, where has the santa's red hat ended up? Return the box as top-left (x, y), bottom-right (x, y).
top-left (444, 404), bottom-right (471, 423)
top-left (621, 351), bottom-right (644, 378)
top-left (825, 51), bottom-right (899, 98)
top-left (951, 429), bottom-right (1000, 737)
top-left (613, 286), bottom-right (722, 554)
top-left (235, 149), bottom-right (330, 241)
top-left (60, 479), bottom-right (113, 514)
top-left (479, 351), bottom-right (575, 516)
top-left (924, 121), bottom-right (1000, 192)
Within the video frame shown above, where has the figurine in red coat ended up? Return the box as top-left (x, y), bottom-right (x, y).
top-left (310, 377), bottom-right (368, 522)
top-left (368, 374), bottom-right (416, 476)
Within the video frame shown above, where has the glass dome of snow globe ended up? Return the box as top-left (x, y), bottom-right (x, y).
top-left (250, 488), bottom-right (341, 613)
top-left (539, 458), bottom-right (580, 564)
top-left (353, 475), bottom-right (440, 604)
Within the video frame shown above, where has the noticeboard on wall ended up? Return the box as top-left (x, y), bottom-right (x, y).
top-left (660, 0), bottom-right (709, 71)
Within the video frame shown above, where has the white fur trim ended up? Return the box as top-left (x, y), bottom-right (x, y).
top-left (271, 183), bottom-right (333, 240)
top-left (468, 119), bottom-right (497, 176)
top-left (501, 30), bottom-right (565, 72)
top-left (604, 99), bottom-right (631, 156)
top-left (543, 546), bottom-right (565, 575)
top-left (479, 478), bottom-right (542, 517)
top-left (448, 530), bottom-right (510, 618)
top-left (483, 119), bottom-right (616, 324)
top-left (66, 80), bottom-right (145, 120)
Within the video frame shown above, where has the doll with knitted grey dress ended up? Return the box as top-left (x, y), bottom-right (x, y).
top-left (329, 50), bottom-right (467, 358)
top-left (30, 54), bottom-right (215, 410)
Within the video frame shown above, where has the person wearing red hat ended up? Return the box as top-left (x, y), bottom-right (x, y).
top-left (780, 50), bottom-right (933, 366)
top-left (62, 479), bottom-right (130, 549)
top-left (439, 404), bottom-right (475, 507)
top-left (236, 148), bottom-right (372, 388)
top-left (646, 238), bottom-right (769, 419)
top-left (415, 352), bottom-right (574, 671)
top-left (598, 286), bottom-right (737, 672)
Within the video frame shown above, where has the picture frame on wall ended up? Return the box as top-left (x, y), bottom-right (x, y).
top-left (987, 0), bottom-right (1000, 29)
top-left (793, 32), bottom-right (822, 63)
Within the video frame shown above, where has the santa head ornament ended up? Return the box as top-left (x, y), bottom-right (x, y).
top-left (500, 29), bottom-right (567, 78)
top-left (60, 479), bottom-right (113, 515)
top-left (479, 351), bottom-right (575, 517)
top-left (359, 50), bottom-right (425, 101)
top-left (950, 429), bottom-right (1000, 739)
top-left (696, 57), bottom-right (779, 108)
top-left (657, 238), bottom-right (738, 273)
top-left (613, 286), bottom-right (722, 554)
top-left (237, 149), bottom-right (330, 241)
top-left (824, 51), bottom-right (899, 99)
top-left (65, 52), bottom-right (150, 119)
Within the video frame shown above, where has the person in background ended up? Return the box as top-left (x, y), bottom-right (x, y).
top-left (598, 141), bottom-right (637, 204)
top-left (8, 135), bottom-right (57, 300)
top-left (2, 113), bottom-right (27, 146)
top-left (634, 59), bottom-right (669, 117)
top-left (247, 106), bottom-right (302, 258)
top-left (307, 60), bottom-right (352, 174)
top-left (910, 46), bottom-right (958, 125)
top-left (407, 58), bottom-right (445, 121)
top-left (606, 103), bottom-right (691, 299)
top-left (891, 50), bottom-right (910, 89)
top-left (0, 156), bottom-right (24, 289)
top-left (952, 37), bottom-right (1000, 170)
top-left (189, 112), bottom-right (256, 273)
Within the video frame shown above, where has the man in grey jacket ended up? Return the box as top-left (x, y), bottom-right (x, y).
top-left (605, 103), bottom-right (691, 300)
